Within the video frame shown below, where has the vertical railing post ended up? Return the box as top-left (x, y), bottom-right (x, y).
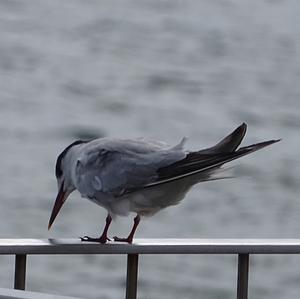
top-left (237, 254), bottom-right (249, 299)
top-left (126, 254), bottom-right (139, 299)
top-left (14, 254), bottom-right (27, 290)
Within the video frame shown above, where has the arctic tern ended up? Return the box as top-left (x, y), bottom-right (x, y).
top-left (48, 123), bottom-right (279, 243)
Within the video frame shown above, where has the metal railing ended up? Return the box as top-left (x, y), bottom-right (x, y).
top-left (0, 287), bottom-right (81, 299)
top-left (2, 238), bottom-right (300, 299)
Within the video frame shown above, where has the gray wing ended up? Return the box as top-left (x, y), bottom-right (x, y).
top-left (125, 123), bottom-right (279, 191)
top-left (151, 140), bottom-right (278, 187)
top-left (75, 124), bottom-right (279, 198)
top-left (75, 138), bottom-right (187, 197)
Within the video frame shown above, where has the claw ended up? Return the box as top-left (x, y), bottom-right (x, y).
top-left (112, 215), bottom-right (140, 244)
top-left (80, 236), bottom-right (89, 241)
top-left (80, 235), bottom-right (110, 244)
top-left (113, 236), bottom-right (133, 244)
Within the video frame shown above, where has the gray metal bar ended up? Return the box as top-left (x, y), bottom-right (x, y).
top-left (14, 254), bottom-right (27, 290)
top-left (0, 287), bottom-right (81, 298)
top-left (237, 254), bottom-right (249, 299)
top-left (126, 254), bottom-right (139, 299)
top-left (2, 239), bottom-right (300, 255)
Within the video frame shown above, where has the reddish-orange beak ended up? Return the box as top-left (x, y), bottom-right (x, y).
top-left (48, 182), bottom-right (70, 230)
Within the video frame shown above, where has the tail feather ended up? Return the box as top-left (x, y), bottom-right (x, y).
top-left (123, 124), bottom-right (280, 194)
top-left (199, 123), bottom-right (247, 154)
top-left (237, 139), bottom-right (281, 155)
top-left (148, 140), bottom-right (280, 189)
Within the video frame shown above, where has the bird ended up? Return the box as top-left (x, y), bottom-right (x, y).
top-left (48, 123), bottom-right (279, 244)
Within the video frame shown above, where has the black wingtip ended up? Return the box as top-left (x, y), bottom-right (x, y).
top-left (267, 138), bottom-right (281, 146)
top-left (240, 122), bottom-right (247, 129)
top-left (258, 138), bottom-right (281, 147)
top-left (235, 122), bottom-right (247, 142)
top-left (238, 138), bottom-right (280, 154)
top-left (234, 122), bottom-right (247, 136)
top-left (217, 123), bottom-right (248, 152)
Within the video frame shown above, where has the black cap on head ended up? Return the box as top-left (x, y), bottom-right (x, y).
top-left (55, 140), bottom-right (87, 178)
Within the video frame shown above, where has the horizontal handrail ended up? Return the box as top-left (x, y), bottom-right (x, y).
top-left (0, 238), bottom-right (300, 254)
top-left (0, 287), bottom-right (81, 299)
top-left (3, 239), bottom-right (300, 299)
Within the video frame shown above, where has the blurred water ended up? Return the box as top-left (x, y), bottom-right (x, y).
top-left (0, 0), bottom-right (300, 298)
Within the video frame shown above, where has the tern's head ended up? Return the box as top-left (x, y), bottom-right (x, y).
top-left (48, 140), bottom-right (87, 230)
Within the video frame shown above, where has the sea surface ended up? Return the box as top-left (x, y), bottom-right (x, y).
top-left (0, 1), bottom-right (300, 298)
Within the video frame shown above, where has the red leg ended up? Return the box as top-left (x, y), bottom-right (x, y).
top-left (114, 215), bottom-right (140, 244)
top-left (81, 214), bottom-right (112, 244)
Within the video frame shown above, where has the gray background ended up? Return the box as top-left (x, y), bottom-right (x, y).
top-left (0, 1), bottom-right (299, 298)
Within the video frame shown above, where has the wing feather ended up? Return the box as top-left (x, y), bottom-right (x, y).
top-left (75, 138), bottom-right (186, 197)
top-left (141, 139), bottom-right (280, 189)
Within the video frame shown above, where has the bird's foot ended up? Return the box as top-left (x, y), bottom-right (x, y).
top-left (113, 236), bottom-right (133, 244)
top-left (80, 235), bottom-right (111, 244)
